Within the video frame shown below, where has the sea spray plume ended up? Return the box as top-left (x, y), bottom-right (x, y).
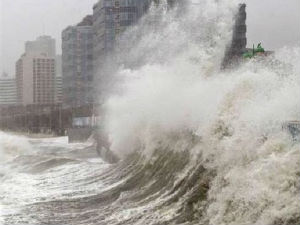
top-left (202, 49), bottom-right (300, 225)
top-left (115, 0), bottom-right (238, 71)
top-left (100, 1), bottom-right (300, 224)
top-left (103, 45), bottom-right (300, 225)
top-left (0, 132), bottom-right (32, 178)
top-left (2, 46), bottom-right (298, 225)
top-left (95, 0), bottom-right (239, 102)
top-left (104, 0), bottom-right (239, 157)
top-left (0, 132), bottom-right (31, 162)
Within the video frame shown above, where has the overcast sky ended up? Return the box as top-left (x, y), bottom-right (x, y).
top-left (0, 0), bottom-right (299, 76)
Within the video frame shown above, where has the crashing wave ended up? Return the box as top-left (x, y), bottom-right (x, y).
top-left (1, 0), bottom-right (299, 224)
top-left (98, 0), bottom-right (300, 224)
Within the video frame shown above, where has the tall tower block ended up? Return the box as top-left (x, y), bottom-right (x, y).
top-left (223, 4), bottom-right (247, 68)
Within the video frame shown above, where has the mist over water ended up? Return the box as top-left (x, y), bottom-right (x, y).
top-left (1, 0), bottom-right (299, 224)
top-left (103, 0), bottom-right (300, 224)
top-left (104, 0), bottom-right (238, 155)
top-left (104, 0), bottom-right (299, 157)
top-left (0, 132), bottom-right (31, 165)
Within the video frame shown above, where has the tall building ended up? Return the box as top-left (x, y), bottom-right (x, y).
top-left (92, 0), bottom-right (182, 62)
top-left (62, 15), bottom-right (94, 107)
top-left (92, 0), bottom-right (151, 105)
top-left (56, 55), bottom-right (62, 77)
top-left (55, 76), bottom-right (63, 104)
top-left (16, 53), bottom-right (55, 105)
top-left (222, 4), bottom-right (247, 68)
top-left (93, 0), bottom-right (150, 62)
top-left (16, 36), bottom-right (56, 106)
top-left (55, 55), bottom-right (63, 103)
top-left (25, 35), bottom-right (56, 57)
top-left (153, 0), bottom-right (182, 8)
top-left (0, 72), bottom-right (17, 107)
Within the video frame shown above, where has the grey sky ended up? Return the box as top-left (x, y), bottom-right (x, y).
top-left (247, 0), bottom-right (300, 50)
top-left (1, 0), bottom-right (95, 76)
top-left (1, 0), bottom-right (299, 76)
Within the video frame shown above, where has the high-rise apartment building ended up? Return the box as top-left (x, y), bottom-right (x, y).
top-left (16, 53), bottom-right (55, 105)
top-left (62, 15), bottom-right (94, 107)
top-left (55, 55), bottom-right (63, 103)
top-left (0, 73), bottom-right (17, 107)
top-left (16, 36), bottom-right (56, 106)
top-left (55, 76), bottom-right (63, 104)
top-left (25, 35), bottom-right (56, 57)
top-left (92, 0), bottom-right (151, 105)
top-left (222, 4), bottom-right (247, 68)
top-left (93, 0), bottom-right (150, 62)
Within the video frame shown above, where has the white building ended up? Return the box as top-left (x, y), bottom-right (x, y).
top-left (0, 73), bottom-right (17, 106)
top-left (16, 36), bottom-right (57, 106)
top-left (16, 53), bottom-right (55, 105)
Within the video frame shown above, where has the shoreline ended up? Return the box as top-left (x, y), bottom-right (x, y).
top-left (1, 130), bottom-right (62, 139)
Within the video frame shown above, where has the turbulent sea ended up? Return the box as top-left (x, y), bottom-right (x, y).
top-left (1, 0), bottom-right (300, 224)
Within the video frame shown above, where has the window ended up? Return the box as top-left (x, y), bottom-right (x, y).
top-left (104, 0), bottom-right (112, 7)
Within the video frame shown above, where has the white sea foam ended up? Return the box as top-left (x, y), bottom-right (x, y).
top-left (0, 131), bottom-right (32, 163)
top-left (103, 0), bottom-right (300, 224)
top-left (0, 1), bottom-right (298, 224)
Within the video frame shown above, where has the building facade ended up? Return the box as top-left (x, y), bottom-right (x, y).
top-left (0, 73), bottom-right (17, 107)
top-left (92, 0), bottom-right (181, 64)
top-left (16, 36), bottom-right (57, 106)
top-left (55, 55), bottom-right (63, 103)
top-left (92, 0), bottom-right (151, 105)
top-left (93, 0), bottom-right (150, 63)
top-left (62, 15), bottom-right (94, 107)
top-left (222, 4), bottom-right (247, 68)
top-left (25, 35), bottom-right (56, 57)
top-left (55, 76), bottom-right (63, 104)
top-left (16, 53), bottom-right (55, 105)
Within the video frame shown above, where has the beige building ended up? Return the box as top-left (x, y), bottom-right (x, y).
top-left (16, 35), bottom-right (57, 106)
top-left (16, 53), bottom-right (55, 105)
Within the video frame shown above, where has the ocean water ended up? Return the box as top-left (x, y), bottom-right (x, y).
top-left (1, 0), bottom-right (299, 224)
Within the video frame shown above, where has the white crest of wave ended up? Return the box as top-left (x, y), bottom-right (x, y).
top-left (104, 0), bottom-right (239, 156)
top-left (103, 0), bottom-right (300, 224)
top-left (0, 131), bottom-right (32, 162)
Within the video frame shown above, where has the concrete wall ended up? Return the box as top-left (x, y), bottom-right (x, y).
top-left (67, 127), bottom-right (93, 143)
top-left (93, 129), bottom-right (119, 163)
